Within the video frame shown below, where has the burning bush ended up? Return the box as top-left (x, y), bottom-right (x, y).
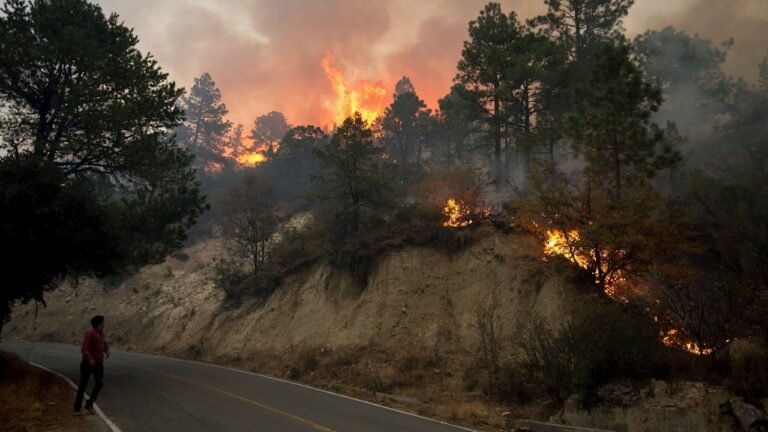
top-left (410, 166), bottom-right (489, 228)
top-left (642, 261), bottom-right (756, 358)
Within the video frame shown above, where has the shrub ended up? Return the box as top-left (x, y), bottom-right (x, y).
top-left (512, 299), bottom-right (668, 404)
top-left (173, 251), bottom-right (190, 262)
top-left (727, 339), bottom-right (768, 401)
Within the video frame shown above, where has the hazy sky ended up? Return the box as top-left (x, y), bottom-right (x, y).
top-left (94, 0), bottom-right (768, 127)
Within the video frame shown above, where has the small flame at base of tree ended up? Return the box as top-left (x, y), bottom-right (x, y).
top-left (443, 198), bottom-right (473, 228)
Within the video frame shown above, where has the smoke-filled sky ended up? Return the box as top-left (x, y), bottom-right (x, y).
top-left (95, 0), bottom-right (768, 128)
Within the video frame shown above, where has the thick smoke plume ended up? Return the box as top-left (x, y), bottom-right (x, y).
top-left (95, 0), bottom-right (767, 126)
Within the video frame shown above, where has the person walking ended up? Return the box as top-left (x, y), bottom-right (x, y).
top-left (74, 315), bottom-right (109, 415)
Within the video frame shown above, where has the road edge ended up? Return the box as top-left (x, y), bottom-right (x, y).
top-left (122, 348), bottom-right (477, 432)
top-left (28, 361), bottom-right (123, 432)
top-left (16, 341), bottom-right (475, 432)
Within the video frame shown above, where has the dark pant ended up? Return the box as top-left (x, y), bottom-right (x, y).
top-left (74, 361), bottom-right (104, 411)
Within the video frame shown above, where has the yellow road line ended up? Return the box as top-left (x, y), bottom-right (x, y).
top-left (142, 367), bottom-right (335, 432)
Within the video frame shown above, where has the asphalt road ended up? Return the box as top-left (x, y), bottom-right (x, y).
top-left (2, 341), bottom-right (472, 432)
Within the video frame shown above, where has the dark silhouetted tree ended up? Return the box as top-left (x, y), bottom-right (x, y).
top-left (380, 76), bottom-right (431, 190)
top-left (533, 0), bottom-right (634, 62)
top-left (219, 173), bottom-right (279, 275)
top-left (177, 73), bottom-right (232, 172)
top-left (312, 113), bottom-right (393, 243)
top-left (456, 3), bottom-right (524, 185)
top-left (0, 0), bottom-right (206, 330)
top-left (250, 111), bottom-right (290, 159)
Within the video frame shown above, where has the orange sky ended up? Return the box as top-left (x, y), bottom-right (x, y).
top-left (95, 0), bottom-right (768, 128)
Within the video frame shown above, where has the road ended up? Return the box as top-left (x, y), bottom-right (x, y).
top-left (1, 341), bottom-right (472, 432)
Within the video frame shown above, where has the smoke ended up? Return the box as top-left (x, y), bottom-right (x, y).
top-left (629, 0), bottom-right (768, 81)
top-left (94, 0), bottom-right (766, 127)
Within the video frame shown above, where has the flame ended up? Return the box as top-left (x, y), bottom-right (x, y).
top-left (443, 198), bottom-right (472, 228)
top-left (543, 229), bottom-right (625, 297)
top-left (544, 229), bottom-right (719, 356)
top-left (661, 328), bottom-right (714, 356)
top-left (237, 152), bottom-right (267, 166)
top-left (321, 53), bottom-right (387, 127)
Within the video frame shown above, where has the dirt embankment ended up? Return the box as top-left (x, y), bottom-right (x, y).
top-left (7, 230), bottom-right (573, 360)
top-left (6, 229), bottom-right (577, 426)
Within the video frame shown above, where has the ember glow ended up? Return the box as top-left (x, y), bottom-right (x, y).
top-left (662, 329), bottom-right (714, 356)
top-left (543, 229), bottom-right (716, 356)
top-left (321, 52), bottom-right (388, 127)
top-left (443, 198), bottom-right (473, 228)
top-left (237, 152), bottom-right (267, 166)
top-left (543, 229), bottom-right (625, 298)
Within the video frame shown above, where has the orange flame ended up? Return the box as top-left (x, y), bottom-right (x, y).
top-left (321, 53), bottom-right (387, 127)
top-left (543, 228), bottom-right (717, 356)
top-left (443, 198), bottom-right (473, 228)
top-left (543, 229), bottom-right (625, 298)
top-left (237, 152), bottom-right (267, 166)
top-left (661, 328), bottom-right (714, 356)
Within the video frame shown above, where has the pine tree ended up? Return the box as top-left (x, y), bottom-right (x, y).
top-left (250, 111), bottom-right (290, 158)
top-left (534, 0), bottom-right (634, 62)
top-left (456, 3), bottom-right (523, 185)
top-left (312, 113), bottom-right (393, 242)
top-left (0, 0), bottom-right (206, 329)
top-left (177, 73), bottom-right (232, 172)
top-left (380, 76), bottom-right (431, 190)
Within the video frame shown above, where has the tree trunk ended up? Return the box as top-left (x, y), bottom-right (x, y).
top-left (0, 309), bottom-right (6, 340)
top-left (522, 83), bottom-right (532, 188)
top-left (504, 122), bottom-right (510, 181)
top-left (493, 92), bottom-right (503, 187)
top-left (613, 139), bottom-right (622, 200)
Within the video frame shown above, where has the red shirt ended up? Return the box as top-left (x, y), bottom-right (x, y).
top-left (81, 328), bottom-right (109, 364)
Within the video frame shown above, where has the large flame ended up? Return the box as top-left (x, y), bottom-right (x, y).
top-left (321, 53), bottom-right (387, 127)
top-left (237, 152), bottom-right (267, 166)
top-left (443, 198), bottom-right (473, 228)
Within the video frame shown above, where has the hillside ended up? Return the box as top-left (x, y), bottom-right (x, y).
top-left (4, 229), bottom-right (752, 431)
top-left (7, 229), bottom-right (571, 356)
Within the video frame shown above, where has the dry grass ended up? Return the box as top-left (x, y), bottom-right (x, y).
top-left (0, 351), bottom-right (88, 432)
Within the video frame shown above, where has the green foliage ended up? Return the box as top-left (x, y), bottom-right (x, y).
top-left (0, 157), bottom-right (116, 324)
top-left (379, 76), bottom-right (432, 190)
top-left (567, 43), bottom-right (680, 196)
top-left (0, 0), bottom-right (206, 326)
top-left (433, 85), bottom-right (479, 168)
top-left (534, 0), bottom-right (634, 61)
top-left (456, 3), bottom-right (525, 182)
top-left (312, 113), bottom-right (394, 243)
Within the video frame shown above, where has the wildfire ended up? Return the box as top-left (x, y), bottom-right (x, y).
top-left (443, 198), bottom-right (473, 228)
top-left (543, 228), bottom-right (718, 357)
top-left (237, 152), bottom-right (267, 166)
top-left (662, 329), bottom-right (714, 356)
top-left (543, 229), bottom-right (625, 298)
top-left (321, 52), bottom-right (387, 127)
